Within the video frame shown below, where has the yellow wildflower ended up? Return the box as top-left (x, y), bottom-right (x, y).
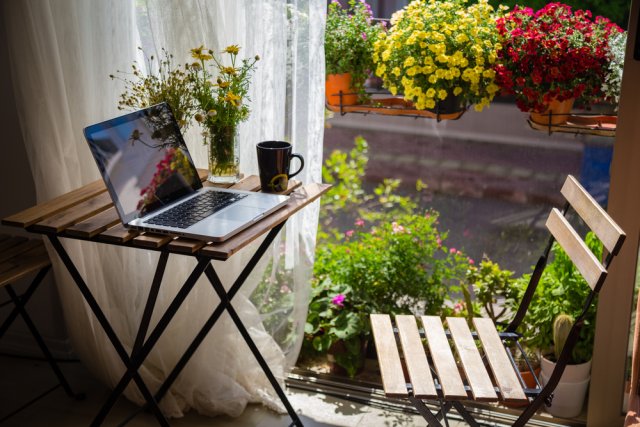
top-left (224, 92), bottom-right (241, 106)
top-left (222, 66), bottom-right (237, 75)
top-left (224, 45), bottom-right (240, 55)
top-left (191, 45), bottom-right (213, 61)
top-left (438, 89), bottom-right (448, 100)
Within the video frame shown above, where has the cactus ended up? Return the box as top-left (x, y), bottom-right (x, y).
top-left (553, 313), bottom-right (574, 361)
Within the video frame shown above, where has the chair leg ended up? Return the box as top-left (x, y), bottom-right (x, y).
top-left (408, 396), bottom-right (444, 427)
top-left (450, 401), bottom-right (482, 427)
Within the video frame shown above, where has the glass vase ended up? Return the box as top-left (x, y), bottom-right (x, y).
top-left (207, 125), bottom-right (240, 184)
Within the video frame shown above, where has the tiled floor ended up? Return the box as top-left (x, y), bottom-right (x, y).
top-left (0, 354), bottom-right (463, 427)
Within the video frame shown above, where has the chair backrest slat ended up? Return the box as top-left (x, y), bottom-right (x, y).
top-left (546, 208), bottom-right (606, 290)
top-left (561, 175), bottom-right (625, 255)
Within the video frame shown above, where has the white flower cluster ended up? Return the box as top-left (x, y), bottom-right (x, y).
top-left (602, 31), bottom-right (627, 108)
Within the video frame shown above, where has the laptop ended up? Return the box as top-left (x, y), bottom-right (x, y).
top-left (83, 103), bottom-right (289, 242)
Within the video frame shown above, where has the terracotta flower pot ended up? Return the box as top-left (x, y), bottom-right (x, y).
top-left (326, 73), bottom-right (359, 107)
top-left (530, 97), bottom-right (575, 126)
top-left (503, 367), bottom-right (541, 408)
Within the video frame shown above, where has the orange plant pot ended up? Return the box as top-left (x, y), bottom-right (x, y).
top-left (530, 97), bottom-right (575, 126)
top-left (326, 73), bottom-right (358, 106)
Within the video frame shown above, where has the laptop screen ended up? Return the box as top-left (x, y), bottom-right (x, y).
top-left (84, 103), bottom-right (202, 224)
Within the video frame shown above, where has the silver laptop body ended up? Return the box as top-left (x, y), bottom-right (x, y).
top-left (83, 103), bottom-right (288, 242)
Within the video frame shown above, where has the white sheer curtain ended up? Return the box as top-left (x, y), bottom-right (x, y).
top-left (3, 0), bottom-right (324, 419)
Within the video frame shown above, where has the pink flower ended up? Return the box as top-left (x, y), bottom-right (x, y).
top-left (361, 32), bottom-right (367, 41)
top-left (355, 218), bottom-right (365, 227)
top-left (468, 258), bottom-right (475, 265)
top-left (392, 222), bottom-right (405, 234)
top-left (449, 248), bottom-right (457, 254)
top-left (331, 294), bottom-right (346, 307)
top-left (345, 230), bottom-right (354, 238)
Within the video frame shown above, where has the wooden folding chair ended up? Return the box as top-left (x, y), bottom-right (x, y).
top-left (370, 175), bottom-right (626, 426)
top-left (0, 234), bottom-right (82, 422)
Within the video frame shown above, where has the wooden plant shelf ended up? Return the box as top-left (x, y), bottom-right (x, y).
top-left (326, 97), bottom-right (465, 121)
top-left (528, 114), bottom-right (617, 137)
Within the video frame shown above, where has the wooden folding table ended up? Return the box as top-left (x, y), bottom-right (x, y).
top-left (2, 170), bottom-right (328, 426)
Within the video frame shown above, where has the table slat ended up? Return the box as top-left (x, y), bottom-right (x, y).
top-left (132, 233), bottom-right (174, 249)
top-left (0, 245), bottom-right (50, 286)
top-left (30, 192), bottom-right (114, 234)
top-left (65, 207), bottom-right (120, 238)
top-left (2, 180), bottom-right (107, 228)
top-left (421, 316), bottom-right (468, 400)
top-left (473, 318), bottom-right (528, 403)
top-left (395, 315), bottom-right (437, 398)
top-left (447, 317), bottom-right (498, 401)
top-left (370, 314), bottom-right (408, 396)
top-left (98, 224), bottom-right (140, 244)
top-left (198, 183), bottom-right (329, 260)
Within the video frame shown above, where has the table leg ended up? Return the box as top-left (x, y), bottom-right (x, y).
top-left (94, 256), bottom-right (210, 425)
top-left (205, 265), bottom-right (304, 427)
top-left (46, 236), bottom-right (169, 427)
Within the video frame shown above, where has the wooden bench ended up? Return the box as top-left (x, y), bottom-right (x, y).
top-left (370, 175), bottom-right (626, 426)
top-left (0, 234), bottom-right (81, 422)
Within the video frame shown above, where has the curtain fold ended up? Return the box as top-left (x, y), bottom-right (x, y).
top-left (3, 0), bottom-right (324, 418)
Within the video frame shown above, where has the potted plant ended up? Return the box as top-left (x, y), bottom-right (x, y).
top-left (515, 231), bottom-right (603, 418)
top-left (304, 212), bottom-right (469, 377)
top-left (494, 3), bottom-right (623, 125)
top-left (372, 0), bottom-right (504, 113)
top-left (325, 0), bottom-right (384, 106)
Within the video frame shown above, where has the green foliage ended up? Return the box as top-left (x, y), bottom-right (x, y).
top-left (466, 257), bottom-right (518, 325)
top-left (303, 280), bottom-right (369, 377)
top-left (514, 231), bottom-right (603, 364)
top-left (110, 48), bottom-right (196, 130)
top-left (305, 136), bottom-right (471, 376)
top-left (325, 0), bottom-right (384, 99)
top-left (318, 136), bottom-right (419, 242)
top-left (314, 213), bottom-right (469, 316)
top-left (488, 0), bottom-right (629, 29)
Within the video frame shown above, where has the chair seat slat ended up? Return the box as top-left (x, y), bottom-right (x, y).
top-left (447, 317), bottom-right (498, 401)
top-left (421, 316), bottom-right (468, 399)
top-left (395, 315), bottom-right (437, 398)
top-left (370, 314), bottom-right (408, 397)
top-left (546, 208), bottom-right (606, 290)
top-left (473, 318), bottom-right (528, 403)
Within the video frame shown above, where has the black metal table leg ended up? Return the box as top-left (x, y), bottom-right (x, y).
top-left (94, 256), bottom-right (210, 425)
top-left (206, 266), bottom-right (303, 427)
top-left (46, 235), bottom-right (169, 427)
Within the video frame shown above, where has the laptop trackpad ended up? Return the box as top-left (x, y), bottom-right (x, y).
top-left (216, 206), bottom-right (266, 223)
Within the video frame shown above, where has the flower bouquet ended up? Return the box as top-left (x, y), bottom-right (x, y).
top-left (190, 45), bottom-right (259, 183)
top-left (325, 0), bottom-right (384, 105)
top-left (372, 0), bottom-right (504, 113)
top-left (494, 3), bottom-right (623, 121)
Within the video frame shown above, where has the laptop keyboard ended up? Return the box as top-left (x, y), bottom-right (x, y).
top-left (144, 191), bottom-right (248, 229)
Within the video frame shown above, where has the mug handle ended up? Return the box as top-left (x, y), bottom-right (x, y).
top-left (288, 153), bottom-right (305, 179)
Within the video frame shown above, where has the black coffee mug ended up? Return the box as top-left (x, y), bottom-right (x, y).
top-left (256, 141), bottom-right (304, 193)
